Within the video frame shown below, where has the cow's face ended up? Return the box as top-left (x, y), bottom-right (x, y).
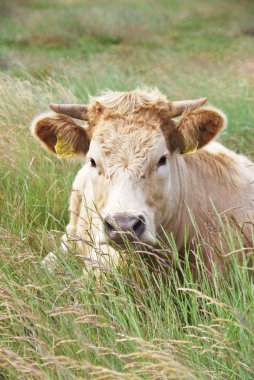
top-left (86, 118), bottom-right (172, 245)
top-left (31, 90), bottom-right (226, 246)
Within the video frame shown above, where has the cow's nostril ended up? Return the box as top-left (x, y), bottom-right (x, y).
top-left (103, 213), bottom-right (146, 243)
top-left (132, 215), bottom-right (145, 237)
top-left (104, 219), bottom-right (115, 233)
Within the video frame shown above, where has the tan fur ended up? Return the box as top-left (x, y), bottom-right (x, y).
top-left (31, 112), bottom-right (90, 155)
top-left (170, 107), bottom-right (226, 152)
top-left (31, 88), bottom-right (254, 275)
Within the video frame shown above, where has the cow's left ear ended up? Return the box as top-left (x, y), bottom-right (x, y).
top-left (31, 112), bottom-right (90, 158)
top-left (170, 107), bottom-right (227, 154)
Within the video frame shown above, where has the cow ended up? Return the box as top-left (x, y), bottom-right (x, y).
top-left (31, 88), bottom-right (254, 275)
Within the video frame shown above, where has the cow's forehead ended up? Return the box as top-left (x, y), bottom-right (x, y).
top-left (89, 118), bottom-right (166, 174)
top-left (93, 112), bottom-right (159, 140)
top-left (93, 117), bottom-right (163, 150)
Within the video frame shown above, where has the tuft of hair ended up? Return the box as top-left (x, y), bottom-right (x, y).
top-left (89, 87), bottom-right (168, 116)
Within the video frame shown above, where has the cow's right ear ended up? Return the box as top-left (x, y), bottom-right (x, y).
top-left (31, 113), bottom-right (90, 158)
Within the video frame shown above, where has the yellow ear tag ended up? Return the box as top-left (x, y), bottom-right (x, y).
top-left (180, 143), bottom-right (198, 155)
top-left (55, 138), bottom-right (76, 158)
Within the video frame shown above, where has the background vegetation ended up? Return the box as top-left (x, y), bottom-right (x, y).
top-left (0, 0), bottom-right (254, 379)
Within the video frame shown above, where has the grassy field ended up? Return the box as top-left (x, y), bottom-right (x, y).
top-left (0, 0), bottom-right (254, 379)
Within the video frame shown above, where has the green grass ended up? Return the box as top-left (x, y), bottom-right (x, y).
top-left (0, 0), bottom-right (254, 378)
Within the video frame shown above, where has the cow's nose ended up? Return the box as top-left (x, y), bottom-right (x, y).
top-left (104, 213), bottom-right (145, 243)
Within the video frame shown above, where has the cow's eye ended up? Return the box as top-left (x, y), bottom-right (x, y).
top-left (158, 155), bottom-right (167, 167)
top-left (90, 158), bottom-right (97, 168)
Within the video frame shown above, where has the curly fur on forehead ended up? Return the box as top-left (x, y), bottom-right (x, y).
top-left (89, 87), bottom-right (168, 116)
top-left (93, 119), bottom-right (162, 178)
top-left (86, 89), bottom-right (171, 178)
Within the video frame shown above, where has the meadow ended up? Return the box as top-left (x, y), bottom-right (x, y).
top-left (0, 0), bottom-right (254, 378)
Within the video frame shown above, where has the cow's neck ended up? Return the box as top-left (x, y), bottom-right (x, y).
top-left (160, 153), bottom-right (187, 248)
top-left (162, 150), bottom-right (234, 250)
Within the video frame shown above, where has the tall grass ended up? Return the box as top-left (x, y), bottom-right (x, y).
top-left (1, 218), bottom-right (254, 379)
top-left (0, 74), bottom-right (253, 379)
top-left (1, 1), bottom-right (254, 378)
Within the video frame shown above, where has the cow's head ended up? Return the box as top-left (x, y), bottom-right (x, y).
top-left (31, 89), bottom-right (226, 246)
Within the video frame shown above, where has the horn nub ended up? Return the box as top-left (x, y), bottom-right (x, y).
top-left (49, 103), bottom-right (88, 120)
top-left (170, 97), bottom-right (207, 118)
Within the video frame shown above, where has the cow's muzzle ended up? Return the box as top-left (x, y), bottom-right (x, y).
top-left (103, 212), bottom-right (146, 244)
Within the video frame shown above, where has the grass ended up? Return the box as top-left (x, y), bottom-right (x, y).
top-left (0, 0), bottom-right (254, 378)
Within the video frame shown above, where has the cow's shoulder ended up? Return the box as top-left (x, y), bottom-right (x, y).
top-left (72, 163), bottom-right (90, 191)
top-left (68, 163), bottom-right (91, 225)
top-left (202, 141), bottom-right (254, 174)
top-left (184, 141), bottom-right (254, 189)
top-left (204, 141), bottom-right (249, 163)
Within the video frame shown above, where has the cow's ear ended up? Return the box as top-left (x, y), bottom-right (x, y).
top-left (170, 107), bottom-right (227, 154)
top-left (31, 113), bottom-right (90, 158)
